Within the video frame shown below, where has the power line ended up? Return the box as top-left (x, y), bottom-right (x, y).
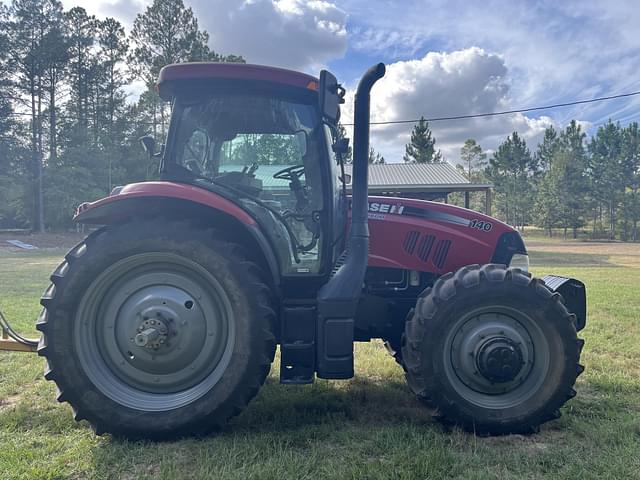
top-left (6, 89), bottom-right (640, 128)
top-left (342, 90), bottom-right (640, 126)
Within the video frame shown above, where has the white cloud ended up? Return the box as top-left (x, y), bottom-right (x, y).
top-left (60, 0), bottom-right (145, 28)
top-left (191, 0), bottom-right (348, 72)
top-left (341, 0), bottom-right (640, 118)
top-left (342, 48), bottom-right (555, 163)
top-left (350, 26), bottom-right (424, 58)
top-left (60, 1), bottom-right (348, 73)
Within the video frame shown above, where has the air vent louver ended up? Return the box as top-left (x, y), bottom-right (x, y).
top-left (403, 231), bottom-right (420, 255)
top-left (432, 240), bottom-right (452, 269)
top-left (417, 235), bottom-right (435, 262)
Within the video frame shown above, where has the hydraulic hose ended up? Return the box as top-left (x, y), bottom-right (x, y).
top-left (0, 307), bottom-right (38, 347)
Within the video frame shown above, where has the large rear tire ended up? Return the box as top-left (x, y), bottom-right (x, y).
top-left (37, 221), bottom-right (276, 439)
top-left (402, 264), bottom-right (584, 435)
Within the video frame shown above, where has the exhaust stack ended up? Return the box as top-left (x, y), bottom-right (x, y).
top-left (316, 63), bottom-right (386, 379)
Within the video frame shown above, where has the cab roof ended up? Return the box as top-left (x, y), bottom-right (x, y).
top-left (157, 62), bottom-right (319, 100)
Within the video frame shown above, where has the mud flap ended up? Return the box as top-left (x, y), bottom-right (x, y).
top-left (541, 275), bottom-right (587, 331)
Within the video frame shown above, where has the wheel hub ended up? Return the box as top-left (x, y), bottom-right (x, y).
top-left (476, 337), bottom-right (524, 383)
top-left (134, 316), bottom-right (169, 349)
top-left (448, 309), bottom-right (544, 400)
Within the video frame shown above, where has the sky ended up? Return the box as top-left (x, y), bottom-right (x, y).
top-left (58, 0), bottom-right (640, 163)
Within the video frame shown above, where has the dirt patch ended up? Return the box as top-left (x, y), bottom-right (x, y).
top-left (0, 392), bottom-right (23, 411)
top-left (481, 428), bottom-right (567, 454)
top-left (526, 239), bottom-right (640, 256)
top-left (526, 238), bottom-right (640, 268)
top-left (120, 464), bottom-right (161, 480)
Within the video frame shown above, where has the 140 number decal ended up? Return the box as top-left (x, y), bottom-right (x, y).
top-left (469, 219), bottom-right (493, 232)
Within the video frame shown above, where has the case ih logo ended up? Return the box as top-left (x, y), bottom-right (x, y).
top-left (368, 202), bottom-right (404, 214)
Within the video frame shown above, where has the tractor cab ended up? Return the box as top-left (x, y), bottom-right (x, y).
top-left (156, 63), bottom-right (347, 277)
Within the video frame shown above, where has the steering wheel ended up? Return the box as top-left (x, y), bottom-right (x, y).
top-left (273, 164), bottom-right (309, 213)
top-left (273, 164), bottom-right (305, 181)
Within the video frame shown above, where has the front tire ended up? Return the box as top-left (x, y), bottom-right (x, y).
top-left (37, 221), bottom-right (276, 439)
top-left (402, 264), bottom-right (584, 435)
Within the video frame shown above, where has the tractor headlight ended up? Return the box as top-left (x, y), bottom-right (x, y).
top-left (509, 253), bottom-right (529, 272)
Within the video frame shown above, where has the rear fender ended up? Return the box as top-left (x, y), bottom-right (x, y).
top-left (75, 181), bottom-right (256, 225)
top-left (74, 182), bottom-right (280, 289)
top-left (542, 275), bottom-right (587, 331)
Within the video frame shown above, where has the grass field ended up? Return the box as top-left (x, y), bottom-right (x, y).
top-left (0, 235), bottom-right (639, 479)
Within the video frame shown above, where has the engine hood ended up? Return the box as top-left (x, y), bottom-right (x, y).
top-left (364, 196), bottom-right (524, 273)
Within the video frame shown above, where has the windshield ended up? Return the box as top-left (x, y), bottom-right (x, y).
top-left (174, 95), bottom-right (318, 176)
top-left (171, 93), bottom-right (324, 274)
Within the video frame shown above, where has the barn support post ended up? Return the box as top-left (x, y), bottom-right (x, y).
top-left (485, 188), bottom-right (492, 216)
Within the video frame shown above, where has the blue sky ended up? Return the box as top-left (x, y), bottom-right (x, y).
top-left (57, 0), bottom-right (640, 162)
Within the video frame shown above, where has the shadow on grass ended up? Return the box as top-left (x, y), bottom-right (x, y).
top-left (231, 376), bottom-right (436, 435)
top-left (3, 371), bottom-right (638, 480)
top-left (83, 378), bottom-right (449, 479)
top-left (5, 374), bottom-right (636, 440)
top-left (85, 376), bottom-right (640, 479)
top-left (0, 376), bottom-right (435, 438)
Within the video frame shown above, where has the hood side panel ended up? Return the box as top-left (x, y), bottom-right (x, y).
top-left (366, 196), bottom-right (515, 274)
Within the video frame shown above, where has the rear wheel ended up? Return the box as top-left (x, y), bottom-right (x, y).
top-left (37, 221), bottom-right (276, 439)
top-left (402, 264), bottom-right (584, 435)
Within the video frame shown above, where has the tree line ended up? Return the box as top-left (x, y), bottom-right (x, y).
top-left (1, 0), bottom-right (637, 241)
top-left (401, 117), bottom-right (640, 241)
top-left (0, 0), bottom-right (242, 231)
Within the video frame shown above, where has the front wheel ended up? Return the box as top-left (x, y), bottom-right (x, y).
top-left (402, 264), bottom-right (584, 435)
top-left (37, 221), bottom-right (276, 439)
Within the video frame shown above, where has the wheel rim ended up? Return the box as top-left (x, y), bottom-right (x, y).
top-left (75, 252), bottom-right (235, 412)
top-left (444, 305), bottom-right (549, 409)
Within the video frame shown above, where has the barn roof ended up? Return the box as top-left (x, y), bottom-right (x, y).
top-left (220, 162), bottom-right (491, 193)
top-left (344, 162), bottom-right (492, 193)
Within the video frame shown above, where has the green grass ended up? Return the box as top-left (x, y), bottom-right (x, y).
top-left (0, 239), bottom-right (639, 479)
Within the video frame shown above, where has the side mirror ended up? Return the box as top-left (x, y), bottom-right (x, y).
top-left (340, 173), bottom-right (352, 184)
top-left (319, 70), bottom-right (345, 123)
top-left (139, 135), bottom-right (159, 157)
top-left (294, 130), bottom-right (308, 157)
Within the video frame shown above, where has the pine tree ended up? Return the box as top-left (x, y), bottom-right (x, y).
top-left (65, 6), bottom-right (97, 145)
top-left (534, 169), bottom-right (562, 236)
top-left (129, 0), bottom-right (214, 86)
top-left (485, 132), bottom-right (536, 229)
top-left (536, 125), bottom-right (558, 172)
top-left (620, 122), bottom-right (640, 240)
top-left (0, 5), bottom-right (29, 228)
top-left (403, 116), bottom-right (442, 163)
top-left (588, 120), bottom-right (624, 239)
top-left (0, 4), bottom-right (14, 141)
top-left (96, 17), bottom-right (128, 142)
top-left (460, 138), bottom-right (486, 179)
top-left (368, 147), bottom-right (385, 164)
top-left (8, 0), bottom-right (66, 231)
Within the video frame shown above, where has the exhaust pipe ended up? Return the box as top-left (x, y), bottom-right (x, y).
top-left (316, 63), bottom-right (385, 379)
top-left (350, 62), bottom-right (386, 256)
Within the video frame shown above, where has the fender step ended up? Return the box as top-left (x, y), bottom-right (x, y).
top-left (280, 306), bottom-right (316, 384)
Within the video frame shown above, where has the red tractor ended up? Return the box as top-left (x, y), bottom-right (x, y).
top-left (36, 63), bottom-right (586, 439)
